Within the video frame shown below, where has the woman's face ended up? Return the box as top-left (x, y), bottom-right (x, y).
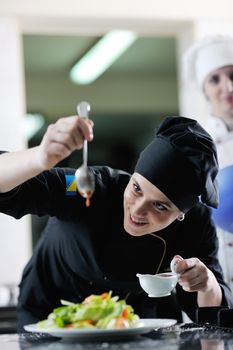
top-left (123, 173), bottom-right (182, 237)
top-left (203, 65), bottom-right (233, 119)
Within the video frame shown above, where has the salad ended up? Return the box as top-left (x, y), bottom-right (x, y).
top-left (38, 291), bottom-right (140, 329)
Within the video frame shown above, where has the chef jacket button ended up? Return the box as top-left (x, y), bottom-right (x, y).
top-left (104, 276), bottom-right (108, 280)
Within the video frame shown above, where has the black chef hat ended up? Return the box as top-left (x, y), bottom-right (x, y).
top-left (134, 116), bottom-right (219, 212)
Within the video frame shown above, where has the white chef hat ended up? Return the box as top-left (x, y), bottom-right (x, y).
top-left (183, 35), bottom-right (233, 88)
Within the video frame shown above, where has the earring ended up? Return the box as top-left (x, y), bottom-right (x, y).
top-left (177, 213), bottom-right (185, 221)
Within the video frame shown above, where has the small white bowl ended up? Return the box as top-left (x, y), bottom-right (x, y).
top-left (136, 272), bottom-right (178, 297)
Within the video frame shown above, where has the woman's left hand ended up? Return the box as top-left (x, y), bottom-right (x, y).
top-left (173, 255), bottom-right (217, 293)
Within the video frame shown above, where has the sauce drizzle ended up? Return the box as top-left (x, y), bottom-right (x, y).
top-left (79, 190), bottom-right (94, 207)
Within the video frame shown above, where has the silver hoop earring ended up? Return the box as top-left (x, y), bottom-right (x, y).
top-left (177, 213), bottom-right (185, 222)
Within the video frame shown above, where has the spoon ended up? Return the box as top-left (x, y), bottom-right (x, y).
top-left (75, 101), bottom-right (95, 207)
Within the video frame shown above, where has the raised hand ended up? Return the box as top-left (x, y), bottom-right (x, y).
top-left (37, 115), bottom-right (94, 170)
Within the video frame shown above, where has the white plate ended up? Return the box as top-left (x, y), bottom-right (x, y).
top-left (24, 318), bottom-right (177, 340)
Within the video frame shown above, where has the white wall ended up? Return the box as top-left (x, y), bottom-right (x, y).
top-left (0, 17), bottom-right (31, 287)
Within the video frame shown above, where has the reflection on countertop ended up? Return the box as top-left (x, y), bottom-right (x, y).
top-left (1, 323), bottom-right (233, 350)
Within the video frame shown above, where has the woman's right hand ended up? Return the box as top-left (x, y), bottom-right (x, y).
top-left (37, 115), bottom-right (94, 170)
top-left (0, 115), bottom-right (94, 193)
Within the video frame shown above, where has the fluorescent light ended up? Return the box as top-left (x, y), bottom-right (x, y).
top-left (21, 113), bottom-right (45, 140)
top-left (70, 30), bottom-right (138, 85)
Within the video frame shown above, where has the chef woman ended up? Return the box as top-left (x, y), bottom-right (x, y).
top-left (183, 35), bottom-right (233, 291)
top-left (0, 115), bottom-right (232, 330)
top-left (183, 34), bottom-right (233, 169)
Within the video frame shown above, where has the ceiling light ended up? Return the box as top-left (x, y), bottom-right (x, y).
top-left (70, 30), bottom-right (138, 85)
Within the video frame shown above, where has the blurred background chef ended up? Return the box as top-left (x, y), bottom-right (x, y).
top-left (183, 34), bottom-right (233, 292)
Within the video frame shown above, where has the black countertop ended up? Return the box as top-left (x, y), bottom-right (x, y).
top-left (1, 324), bottom-right (233, 350)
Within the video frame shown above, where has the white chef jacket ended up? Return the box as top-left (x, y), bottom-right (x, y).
top-left (201, 115), bottom-right (233, 168)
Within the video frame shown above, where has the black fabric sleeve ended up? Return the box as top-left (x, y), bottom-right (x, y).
top-left (0, 167), bottom-right (70, 218)
top-left (0, 165), bottom-right (130, 220)
top-left (0, 166), bottom-right (109, 219)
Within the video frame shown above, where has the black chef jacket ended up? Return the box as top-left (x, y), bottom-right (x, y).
top-left (0, 166), bottom-right (232, 330)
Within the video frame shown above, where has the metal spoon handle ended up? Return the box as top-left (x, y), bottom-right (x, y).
top-left (83, 140), bottom-right (88, 167)
top-left (77, 101), bottom-right (91, 168)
